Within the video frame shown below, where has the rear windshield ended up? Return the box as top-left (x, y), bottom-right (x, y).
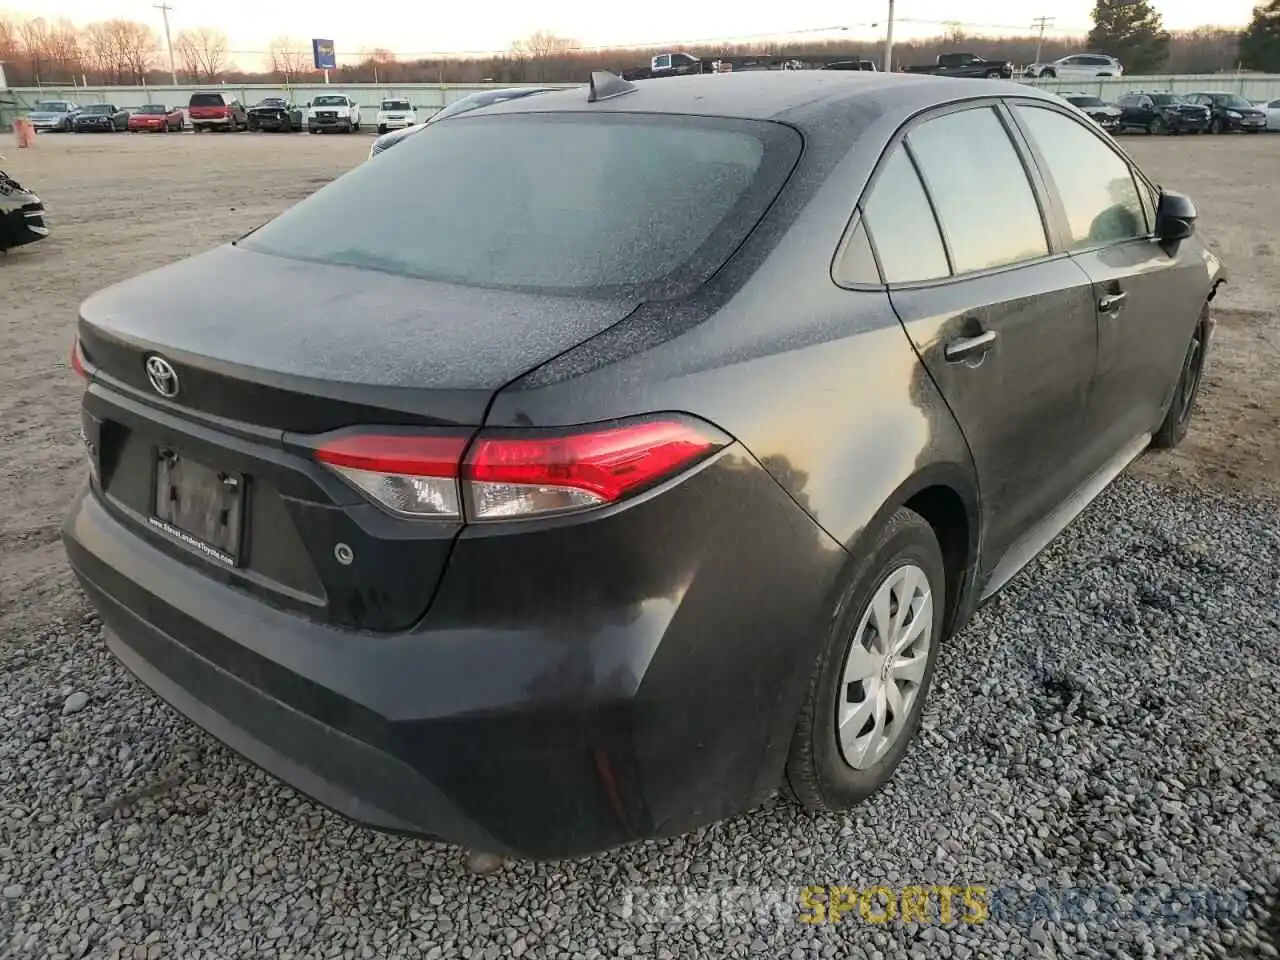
top-left (81, 105), bottom-right (113, 114)
top-left (1068, 96), bottom-right (1105, 107)
top-left (139, 104), bottom-right (167, 114)
top-left (34, 101), bottom-right (71, 112)
top-left (1151, 94), bottom-right (1182, 105)
top-left (241, 114), bottom-right (800, 298)
top-left (382, 100), bottom-right (411, 111)
top-left (189, 93), bottom-right (225, 107)
top-left (313, 95), bottom-right (348, 106)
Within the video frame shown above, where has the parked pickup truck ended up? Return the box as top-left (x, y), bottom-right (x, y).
top-left (307, 94), bottom-right (361, 134)
top-left (905, 52), bottom-right (1013, 79)
top-left (621, 52), bottom-right (707, 81)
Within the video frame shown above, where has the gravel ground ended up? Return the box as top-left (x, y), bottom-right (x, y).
top-left (2, 132), bottom-right (1279, 959)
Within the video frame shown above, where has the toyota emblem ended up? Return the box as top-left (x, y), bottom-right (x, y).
top-left (145, 355), bottom-right (180, 398)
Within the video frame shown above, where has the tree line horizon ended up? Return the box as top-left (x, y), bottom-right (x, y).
top-left (3, 0), bottom-right (1279, 88)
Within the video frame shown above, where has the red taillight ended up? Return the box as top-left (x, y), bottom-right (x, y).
top-left (70, 337), bottom-right (87, 379)
top-left (465, 420), bottom-right (724, 520)
top-left (311, 417), bottom-right (728, 522)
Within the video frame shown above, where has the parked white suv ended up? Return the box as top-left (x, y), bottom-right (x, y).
top-left (307, 94), bottom-right (361, 134)
top-left (1025, 54), bottom-right (1123, 80)
top-left (375, 98), bottom-right (416, 134)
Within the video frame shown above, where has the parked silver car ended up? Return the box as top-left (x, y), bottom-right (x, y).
top-left (25, 99), bottom-right (80, 132)
top-left (1026, 54), bottom-right (1124, 79)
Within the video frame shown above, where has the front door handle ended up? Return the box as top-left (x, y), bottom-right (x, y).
top-left (1099, 292), bottom-right (1128, 313)
top-left (944, 329), bottom-right (998, 363)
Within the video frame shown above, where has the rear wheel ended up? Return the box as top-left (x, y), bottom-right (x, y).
top-left (1152, 314), bottom-right (1209, 450)
top-left (785, 508), bottom-right (945, 811)
top-left (1041, 68), bottom-right (1056, 78)
top-left (1149, 116), bottom-right (1166, 136)
top-left (1210, 117), bottom-right (1225, 134)
top-left (378, 124), bottom-right (387, 135)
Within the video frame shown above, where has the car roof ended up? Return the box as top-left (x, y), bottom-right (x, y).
top-left (480, 72), bottom-right (1061, 133)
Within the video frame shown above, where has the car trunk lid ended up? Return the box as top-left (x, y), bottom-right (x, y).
top-left (76, 244), bottom-right (641, 631)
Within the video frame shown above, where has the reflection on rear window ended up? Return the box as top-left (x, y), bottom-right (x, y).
top-left (242, 114), bottom-right (799, 297)
top-left (382, 100), bottom-right (411, 110)
top-left (189, 94), bottom-right (225, 107)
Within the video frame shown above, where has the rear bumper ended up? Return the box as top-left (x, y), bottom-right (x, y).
top-left (193, 116), bottom-right (234, 126)
top-left (30, 118), bottom-right (70, 131)
top-left (308, 117), bottom-right (352, 128)
top-left (377, 118), bottom-right (413, 129)
top-left (64, 450), bottom-right (845, 859)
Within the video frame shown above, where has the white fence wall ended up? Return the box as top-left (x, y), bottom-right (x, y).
top-left (5, 74), bottom-right (1280, 118)
top-left (4, 82), bottom-right (577, 117)
top-left (1025, 73), bottom-right (1280, 100)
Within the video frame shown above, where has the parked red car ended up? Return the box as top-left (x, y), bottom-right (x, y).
top-left (127, 104), bottom-right (185, 133)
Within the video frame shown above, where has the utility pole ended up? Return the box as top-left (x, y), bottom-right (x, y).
top-left (153, 3), bottom-right (177, 85)
top-left (1032, 15), bottom-right (1055, 66)
top-left (883, 0), bottom-right (896, 72)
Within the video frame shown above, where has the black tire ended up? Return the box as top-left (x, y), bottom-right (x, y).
top-left (1209, 117), bottom-right (1225, 135)
top-left (1041, 68), bottom-right (1056, 78)
top-left (378, 124), bottom-right (387, 135)
top-left (1149, 117), bottom-right (1166, 135)
top-left (785, 508), bottom-right (946, 811)
top-left (1152, 313), bottom-right (1209, 450)
top-left (984, 70), bottom-right (1002, 79)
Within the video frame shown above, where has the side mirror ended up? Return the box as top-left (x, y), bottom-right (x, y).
top-left (1156, 189), bottom-right (1196, 246)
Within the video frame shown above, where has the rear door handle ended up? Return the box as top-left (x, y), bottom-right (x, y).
top-left (1099, 292), bottom-right (1128, 313)
top-left (944, 329), bottom-right (998, 363)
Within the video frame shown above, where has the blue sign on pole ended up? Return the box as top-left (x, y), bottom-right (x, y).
top-left (312, 39), bottom-right (337, 70)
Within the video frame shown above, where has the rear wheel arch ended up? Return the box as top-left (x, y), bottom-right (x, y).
top-left (845, 464), bottom-right (981, 639)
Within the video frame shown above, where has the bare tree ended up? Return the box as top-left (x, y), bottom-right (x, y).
top-left (16, 16), bottom-right (83, 81)
top-left (175, 26), bottom-right (227, 81)
top-left (82, 20), bottom-right (155, 83)
top-left (511, 30), bottom-right (576, 59)
top-left (268, 35), bottom-right (311, 78)
top-left (511, 31), bottom-right (576, 80)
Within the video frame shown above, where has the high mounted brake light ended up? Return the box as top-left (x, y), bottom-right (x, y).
top-left (312, 416), bottom-right (729, 522)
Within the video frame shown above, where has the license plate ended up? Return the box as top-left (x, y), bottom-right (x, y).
top-left (151, 450), bottom-right (244, 566)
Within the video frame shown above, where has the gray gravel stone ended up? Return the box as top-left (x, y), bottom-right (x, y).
top-left (1, 476), bottom-right (1278, 960)
top-left (61, 691), bottom-right (89, 715)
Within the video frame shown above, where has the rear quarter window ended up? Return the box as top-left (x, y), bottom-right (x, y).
top-left (241, 113), bottom-right (801, 299)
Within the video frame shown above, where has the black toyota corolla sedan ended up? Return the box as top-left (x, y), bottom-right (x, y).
top-left (65, 70), bottom-right (1224, 860)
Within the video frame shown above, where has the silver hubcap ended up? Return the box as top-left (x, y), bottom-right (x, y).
top-left (836, 563), bottom-right (934, 770)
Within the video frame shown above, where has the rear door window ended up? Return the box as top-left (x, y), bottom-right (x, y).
top-left (852, 148), bottom-right (949, 284)
top-left (242, 113), bottom-right (801, 298)
top-left (905, 107), bottom-right (1050, 274)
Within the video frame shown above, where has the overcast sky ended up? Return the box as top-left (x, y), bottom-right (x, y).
top-left (11, 0), bottom-right (1259, 60)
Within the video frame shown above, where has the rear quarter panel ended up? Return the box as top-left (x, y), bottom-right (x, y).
top-left (483, 107), bottom-right (981, 774)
